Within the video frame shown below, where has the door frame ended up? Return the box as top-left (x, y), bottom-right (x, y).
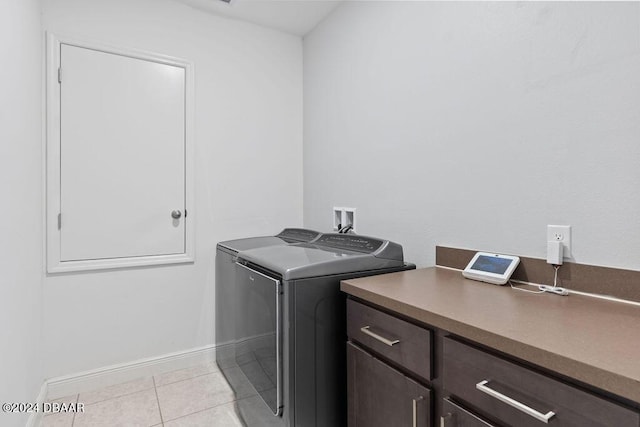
top-left (45, 32), bottom-right (195, 273)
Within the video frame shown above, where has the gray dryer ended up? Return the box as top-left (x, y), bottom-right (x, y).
top-left (215, 228), bottom-right (321, 367)
top-left (235, 233), bottom-right (415, 426)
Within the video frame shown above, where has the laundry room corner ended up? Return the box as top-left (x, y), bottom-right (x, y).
top-left (40, 0), bottom-right (304, 383)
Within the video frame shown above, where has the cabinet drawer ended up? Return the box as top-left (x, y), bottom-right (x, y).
top-left (443, 337), bottom-right (640, 427)
top-left (347, 299), bottom-right (432, 381)
top-left (347, 342), bottom-right (431, 427)
top-left (441, 398), bottom-right (496, 427)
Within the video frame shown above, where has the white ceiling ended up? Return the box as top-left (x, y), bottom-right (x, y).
top-left (174, 0), bottom-right (343, 36)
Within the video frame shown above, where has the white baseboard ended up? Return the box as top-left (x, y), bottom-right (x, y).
top-left (46, 344), bottom-right (216, 400)
top-left (214, 340), bottom-right (235, 362)
top-left (25, 382), bottom-right (48, 427)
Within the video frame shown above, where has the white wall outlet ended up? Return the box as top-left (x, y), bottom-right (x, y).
top-left (547, 225), bottom-right (571, 258)
top-left (333, 207), bottom-right (357, 232)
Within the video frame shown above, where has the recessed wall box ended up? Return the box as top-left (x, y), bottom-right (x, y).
top-left (333, 207), bottom-right (357, 233)
top-left (462, 252), bottom-right (520, 285)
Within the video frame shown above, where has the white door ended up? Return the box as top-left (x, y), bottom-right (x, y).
top-left (59, 44), bottom-right (186, 262)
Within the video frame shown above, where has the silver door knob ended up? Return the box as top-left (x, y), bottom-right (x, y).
top-left (171, 210), bottom-right (182, 219)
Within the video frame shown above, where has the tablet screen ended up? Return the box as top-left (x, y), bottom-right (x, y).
top-left (470, 255), bottom-right (512, 275)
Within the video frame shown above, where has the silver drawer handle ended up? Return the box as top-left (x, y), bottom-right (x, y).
top-left (412, 396), bottom-right (424, 427)
top-left (476, 380), bottom-right (555, 424)
top-left (360, 326), bottom-right (400, 346)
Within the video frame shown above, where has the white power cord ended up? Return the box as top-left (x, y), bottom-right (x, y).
top-left (509, 281), bottom-right (545, 294)
top-left (538, 265), bottom-right (569, 296)
top-left (510, 265), bottom-right (569, 296)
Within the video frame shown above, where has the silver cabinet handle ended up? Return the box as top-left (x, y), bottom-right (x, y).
top-left (171, 210), bottom-right (182, 219)
top-left (412, 396), bottom-right (424, 427)
top-left (360, 326), bottom-right (400, 346)
top-left (440, 413), bottom-right (453, 427)
top-left (476, 380), bottom-right (555, 424)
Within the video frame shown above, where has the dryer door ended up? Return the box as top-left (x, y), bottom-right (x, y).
top-left (235, 262), bottom-right (283, 416)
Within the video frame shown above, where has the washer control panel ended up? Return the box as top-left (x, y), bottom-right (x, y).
top-left (277, 228), bottom-right (321, 243)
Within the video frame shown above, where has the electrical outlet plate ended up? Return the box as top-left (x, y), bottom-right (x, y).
top-left (547, 225), bottom-right (571, 258)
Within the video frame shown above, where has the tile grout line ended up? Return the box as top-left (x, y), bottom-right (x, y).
top-left (49, 366), bottom-right (222, 426)
top-left (41, 393), bottom-right (80, 427)
top-left (76, 364), bottom-right (221, 407)
top-left (78, 379), bottom-right (156, 407)
top-left (155, 368), bottom-right (221, 389)
top-left (160, 395), bottom-right (241, 425)
top-left (152, 376), bottom-right (165, 426)
top-left (71, 393), bottom-right (79, 427)
top-left (156, 365), bottom-right (253, 424)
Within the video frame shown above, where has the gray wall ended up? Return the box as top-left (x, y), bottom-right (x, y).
top-left (0, 0), bottom-right (43, 426)
top-left (303, 2), bottom-right (640, 270)
top-left (42, 0), bottom-right (303, 378)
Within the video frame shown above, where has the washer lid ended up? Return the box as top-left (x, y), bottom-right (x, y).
top-left (217, 228), bottom-right (320, 254)
top-left (237, 234), bottom-right (405, 280)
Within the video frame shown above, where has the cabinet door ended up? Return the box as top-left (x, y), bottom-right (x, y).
top-left (60, 43), bottom-right (185, 261)
top-left (46, 36), bottom-right (195, 272)
top-left (347, 342), bottom-right (431, 427)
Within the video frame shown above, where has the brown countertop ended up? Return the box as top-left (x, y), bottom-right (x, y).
top-left (341, 267), bottom-right (640, 403)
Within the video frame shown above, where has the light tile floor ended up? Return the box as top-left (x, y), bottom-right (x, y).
top-left (40, 362), bottom-right (274, 427)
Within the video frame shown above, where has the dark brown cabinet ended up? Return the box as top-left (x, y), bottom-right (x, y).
top-left (346, 297), bottom-right (640, 427)
top-left (347, 299), bottom-right (432, 381)
top-left (443, 337), bottom-right (640, 427)
top-left (347, 342), bottom-right (431, 427)
top-left (441, 398), bottom-right (496, 427)
top-left (346, 299), bottom-right (433, 426)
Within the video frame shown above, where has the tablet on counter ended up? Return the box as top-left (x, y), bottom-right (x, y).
top-left (462, 252), bottom-right (520, 285)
